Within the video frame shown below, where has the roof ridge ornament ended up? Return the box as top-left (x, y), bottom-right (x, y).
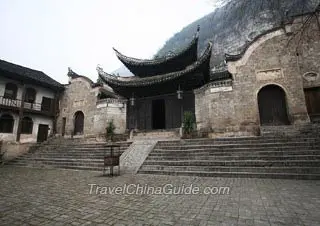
top-left (96, 64), bottom-right (103, 73)
top-left (67, 67), bottom-right (79, 78)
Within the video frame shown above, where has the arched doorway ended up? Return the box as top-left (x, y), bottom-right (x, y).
top-left (258, 85), bottom-right (289, 125)
top-left (74, 111), bottom-right (84, 135)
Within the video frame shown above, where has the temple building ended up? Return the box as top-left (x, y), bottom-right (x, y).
top-left (98, 28), bottom-right (231, 133)
top-left (56, 11), bottom-right (320, 138)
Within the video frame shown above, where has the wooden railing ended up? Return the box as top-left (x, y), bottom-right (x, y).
top-left (0, 96), bottom-right (55, 116)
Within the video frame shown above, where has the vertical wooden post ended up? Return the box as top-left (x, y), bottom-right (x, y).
top-left (16, 84), bottom-right (26, 142)
top-left (52, 91), bottom-right (60, 135)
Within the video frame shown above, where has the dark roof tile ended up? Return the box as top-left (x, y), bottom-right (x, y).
top-left (0, 59), bottom-right (63, 89)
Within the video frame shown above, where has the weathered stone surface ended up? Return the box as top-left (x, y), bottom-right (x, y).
top-left (57, 77), bottom-right (127, 137)
top-left (195, 14), bottom-right (320, 137)
top-left (120, 139), bottom-right (157, 174)
top-left (0, 167), bottom-right (320, 225)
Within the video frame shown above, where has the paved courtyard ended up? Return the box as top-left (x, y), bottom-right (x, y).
top-left (0, 166), bottom-right (320, 226)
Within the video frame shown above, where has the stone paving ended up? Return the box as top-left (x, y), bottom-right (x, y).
top-left (0, 166), bottom-right (320, 226)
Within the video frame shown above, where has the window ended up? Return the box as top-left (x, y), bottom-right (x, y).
top-left (0, 114), bottom-right (14, 133)
top-left (21, 117), bottom-right (33, 134)
top-left (41, 97), bottom-right (53, 112)
top-left (24, 88), bottom-right (36, 103)
top-left (4, 83), bottom-right (18, 99)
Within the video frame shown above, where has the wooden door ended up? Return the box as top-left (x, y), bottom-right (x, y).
top-left (258, 85), bottom-right (289, 125)
top-left (37, 124), bottom-right (49, 143)
top-left (304, 87), bottom-right (320, 122)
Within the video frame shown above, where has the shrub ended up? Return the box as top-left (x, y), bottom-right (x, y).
top-left (183, 111), bottom-right (195, 135)
top-left (105, 120), bottom-right (116, 141)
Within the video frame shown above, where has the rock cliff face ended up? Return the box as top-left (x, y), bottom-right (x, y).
top-left (155, 0), bottom-right (319, 69)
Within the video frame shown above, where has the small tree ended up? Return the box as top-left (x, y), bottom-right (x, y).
top-left (105, 120), bottom-right (116, 142)
top-left (183, 111), bottom-right (195, 135)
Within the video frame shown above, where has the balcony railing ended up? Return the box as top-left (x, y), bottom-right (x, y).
top-left (0, 96), bottom-right (55, 115)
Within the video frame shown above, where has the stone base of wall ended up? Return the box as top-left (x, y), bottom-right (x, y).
top-left (1, 142), bottom-right (32, 161)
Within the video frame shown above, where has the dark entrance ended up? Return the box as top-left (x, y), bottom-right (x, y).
top-left (258, 85), bottom-right (289, 125)
top-left (152, 99), bottom-right (165, 129)
top-left (37, 124), bottom-right (49, 143)
top-left (74, 111), bottom-right (84, 135)
top-left (304, 87), bottom-right (320, 122)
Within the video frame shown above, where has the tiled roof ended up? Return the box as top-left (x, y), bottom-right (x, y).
top-left (0, 59), bottom-right (64, 89)
top-left (98, 42), bottom-right (212, 87)
top-left (113, 27), bottom-right (200, 77)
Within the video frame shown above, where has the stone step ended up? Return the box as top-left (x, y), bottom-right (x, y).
top-left (37, 143), bottom-right (132, 147)
top-left (9, 163), bottom-right (105, 172)
top-left (153, 142), bottom-right (319, 150)
top-left (9, 159), bottom-right (105, 167)
top-left (22, 150), bottom-right (319, 159)
top-left (145, 155), bottom-right (320, 161)
top-left (25, 148), bottom-right (128, 154)
top-left (143, 160), bottom-right (320, 167)
top-left (152, 145), bottom-right (318, 153)
top-left (139, 165), bottom-right (320, 174)
top-left (156, 137), bottom-right (319, 145)
top-left (138, 170), bottom-right (320, 180)
top-left (32, 146), bottom-right (131, 151)
top-left (148, 150), bottom-right (320, 156)
top-left (13, 157), bottom-right (105, 163)
top-left (17, 153), bottom-right (121, 159)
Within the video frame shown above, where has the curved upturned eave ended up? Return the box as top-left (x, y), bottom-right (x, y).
top-left (99, 42), bottom-right (212, 88)
top-left (113, 34), bottom-right (198, 67)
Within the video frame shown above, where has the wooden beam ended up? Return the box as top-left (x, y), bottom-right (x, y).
top-left (16, 84), bottom-right (26, 142)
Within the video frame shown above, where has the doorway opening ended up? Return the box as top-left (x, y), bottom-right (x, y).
top-left (304, 87), bottom-right (320, 122)
top-left (152, 99), bottom-right (165, 129)
top-left (74, 111), bottom-right (84, 135)
top-left (258, 85), bottom-right (289, 125)
top-left (37, 124), bottom-right (49, 143)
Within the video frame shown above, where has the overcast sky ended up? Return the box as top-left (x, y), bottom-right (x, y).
top-left (0, 0), bottom-right (214, 84)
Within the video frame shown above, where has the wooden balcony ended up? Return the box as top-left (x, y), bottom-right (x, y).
top-left (0, 96), bottom-right (56, 117)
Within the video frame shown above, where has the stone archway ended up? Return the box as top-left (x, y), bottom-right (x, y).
top-left (258, 85), bottom-right (289, 126)
top-left (74, 111), bottom-right (84, 135)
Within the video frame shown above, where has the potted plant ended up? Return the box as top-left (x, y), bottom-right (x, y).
top-left (105, 120), bottom-right (116, 142)
top-left (183, 111), bottom-right (195, 139)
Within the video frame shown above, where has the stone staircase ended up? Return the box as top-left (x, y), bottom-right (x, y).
top-left (138, 135), bottom-right (320, 179)
top-left (132, 129), bottom-right (180, 140)
top-left (6, 137), bottom-right (132, 171)
top-left (260, 124), bottom-right (320, 137)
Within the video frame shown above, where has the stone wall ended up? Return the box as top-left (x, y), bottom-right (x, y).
top-left (195, 14), bottom-right (320, 137)
top-left (1, 142), bottom-right (32, 161)
top-left (57, 77), bottom-right (127, 137)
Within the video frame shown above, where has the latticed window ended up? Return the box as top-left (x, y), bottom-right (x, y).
top-left (0, 114), bottom-right (14, 133)
top-left (4, 83), bottom-right (18, 99)
top-left (21, 117), bottom-right (33, 134)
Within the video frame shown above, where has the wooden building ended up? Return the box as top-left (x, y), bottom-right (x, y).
top-left (0, 60), bottom-right (63, 143)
